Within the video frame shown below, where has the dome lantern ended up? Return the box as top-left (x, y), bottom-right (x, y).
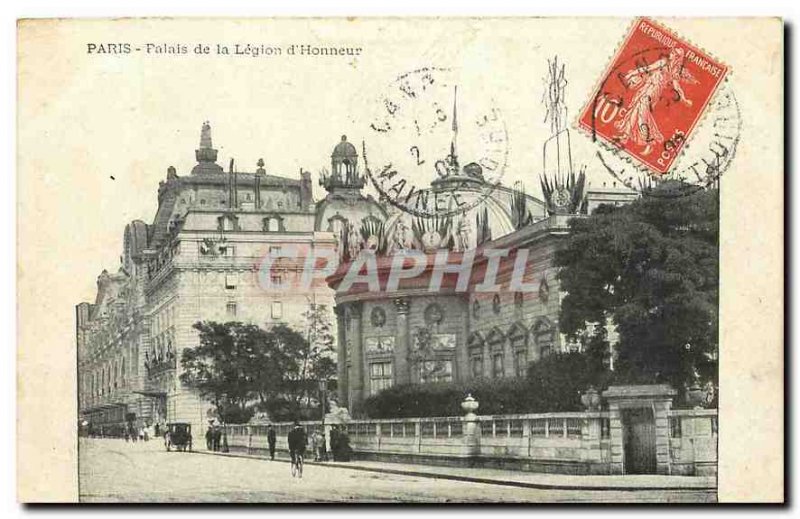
top-left (321, 134), bottom-right (365, 191)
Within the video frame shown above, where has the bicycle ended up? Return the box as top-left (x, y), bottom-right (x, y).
top-left (290, 450), bottom-right (304, 478)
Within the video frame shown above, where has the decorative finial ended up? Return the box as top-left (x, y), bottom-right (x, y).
top-left (341, 135), bottom-right (347, 141)
top-left (199, 121), bottom-right (213, 149)
top-left (449, 86), bottom-right (459, 174)
top-left (256, 158), bottom-right (265, 174)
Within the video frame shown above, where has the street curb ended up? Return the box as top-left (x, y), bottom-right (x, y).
top-left (192, 450), bottom-right (717, 493)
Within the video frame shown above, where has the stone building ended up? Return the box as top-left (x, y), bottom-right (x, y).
top-left (326, 156), bottom-right (634, 415)
top-left (77, 124), bottom-right (383, 434)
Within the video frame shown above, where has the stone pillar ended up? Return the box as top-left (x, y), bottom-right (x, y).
top-left (334, 305), bottom-right (348, 406)
top-left (580, 415), bottom-right (604, 474)
top-left (607, 402), bottom-right (624, 474)
top-left (348, 302), bottom-right (364, 413)
top-left (653, 399), bottom-right (673, 475)
top-left (460, 394), bottom-right (481, 462)
top-left (393, 297), bottom-right (411, 385)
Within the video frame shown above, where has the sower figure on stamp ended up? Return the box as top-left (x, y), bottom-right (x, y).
top-left (614, 47), bottom-right (698, 156)
top-left (267, 424), bottom-right (276, 460)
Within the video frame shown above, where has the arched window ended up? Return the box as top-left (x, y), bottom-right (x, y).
top-left (263, 214), bottom-right (285, 233)
top-left (532, 317), bottom-right (555, 359)
top-left (508, 322), bottom-right (529, 377)
top-left (486, 327), bottom-right (506, 379)
top-left (468, 332), bottom-right (485, 379)
top-left (217, 214), bottom-right (240, 232)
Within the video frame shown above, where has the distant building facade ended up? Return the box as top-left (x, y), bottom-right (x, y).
top-left (76, 124), bottom-right (382, 434)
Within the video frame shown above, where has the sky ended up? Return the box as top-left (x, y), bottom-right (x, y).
top-left (18, 17), bottom-right (770, 306)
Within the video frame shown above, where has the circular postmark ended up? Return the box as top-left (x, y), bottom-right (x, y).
top-left (363, 67), bottom-right (509, 218)
top-left (580, 39), bottom-right (741, 198)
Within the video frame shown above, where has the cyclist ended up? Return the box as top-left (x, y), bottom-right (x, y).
top-left (287, 420), bottom-right (307, 478)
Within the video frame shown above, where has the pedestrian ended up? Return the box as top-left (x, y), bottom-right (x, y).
top-left (309, 430), bottom-right (317, 461)
top-left (319, 432), bottom-right (328, 461)
top-left (212, 426), bottom-right (222, 452)
top-left (330, 426), bottom-right (340, 461)
top-left (340, 429), bottom-right (352, 462)
top-left (314, 430), bottom-right (325, 461)
top-left (205, 425), bottom-right (213, 451)
top-left (267, 424), bottom-right (276, 460)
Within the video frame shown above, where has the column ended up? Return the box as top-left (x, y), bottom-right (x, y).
top-left (455, 296), bottom-right (470, 381)
top-left (607, 403), bottom-right (624, 475)
top-left (654, 399), bottom-right (673, 475)
top-left (393, 297), bottom-right (411, 385)
top-left (348, 302), bottom-right (365, 413)
top-left (334, 305), bottom-right (348, 406)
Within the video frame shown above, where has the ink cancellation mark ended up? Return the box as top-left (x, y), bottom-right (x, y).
top-left (577, 18), bottom-right (740, 196)
top-left (364, 67), bottom-right (509, 218)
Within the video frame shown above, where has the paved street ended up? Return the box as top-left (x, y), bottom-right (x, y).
top-left (79, 438), bottom-right (716, 503)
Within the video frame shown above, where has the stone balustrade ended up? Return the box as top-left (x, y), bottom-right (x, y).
top-left (220, 407), bottom-right (717, 476)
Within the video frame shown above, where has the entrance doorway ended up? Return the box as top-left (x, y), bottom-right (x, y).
top-left (622, 407), bottom-right (657, 474)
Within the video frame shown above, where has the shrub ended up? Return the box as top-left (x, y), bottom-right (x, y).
top-left (363, 353), bottom-right (611, 418)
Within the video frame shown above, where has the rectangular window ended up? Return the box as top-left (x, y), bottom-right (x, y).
top-left (270, 274), bottom-right (283, 286)
top-left (271, 301), bottom-right (283, 319)
top-left (226, 302), bottom-right (237, 317)
top-left (369, 361), bottom-right (393, 395)
top-left (492, 353), bottom-right (504, 378)
top-left (514, 349), bottom-right (528, 377)
top-left (221, 245), bottom-right (235, 257)
top-left (225, 273), bottom-right (238, 289)
top-left (269, 245), bottom-right (282, 256)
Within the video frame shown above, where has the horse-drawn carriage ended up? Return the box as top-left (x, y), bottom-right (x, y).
top-left (164, 422), bottom-right (192, 452)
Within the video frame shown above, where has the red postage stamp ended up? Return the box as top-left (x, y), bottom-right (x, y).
top-left (577, 18), bottom-right (729, 175)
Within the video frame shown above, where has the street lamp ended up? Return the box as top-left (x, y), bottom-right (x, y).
top-left (319, 379), bottom-right (328, 461)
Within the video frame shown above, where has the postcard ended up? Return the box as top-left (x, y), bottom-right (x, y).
top-left (17, 17), bottom-right (783, 503)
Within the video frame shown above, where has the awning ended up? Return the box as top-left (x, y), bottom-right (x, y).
top-left (85, 402), bottom-right (127, 412)
top-left (132, 390), bottom-right (168, 398)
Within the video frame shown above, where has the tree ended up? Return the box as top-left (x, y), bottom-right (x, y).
top-left (179, 321), bottom-right (264, 424)
top-left (291, 304), bottom-right (337, 413)
top-left (555, 185), bottom-right (719, 397)
top-left (180, 316), bottom-right (339, 424)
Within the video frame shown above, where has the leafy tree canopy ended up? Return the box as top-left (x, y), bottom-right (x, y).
top-left (180, 320), bottom-right (326, 423)
top-left (555, 185), bottom-right (719, 394)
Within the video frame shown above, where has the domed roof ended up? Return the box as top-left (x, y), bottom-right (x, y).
top-left (332, 135), bottom-right (358, 158)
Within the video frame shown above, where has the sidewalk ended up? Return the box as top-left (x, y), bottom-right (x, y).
top-left (195, 448), bottom-right (716, 492)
